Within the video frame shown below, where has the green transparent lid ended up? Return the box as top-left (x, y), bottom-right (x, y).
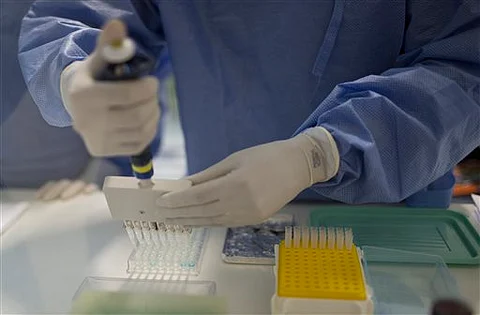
top-left (361, 246), bottom-right (461, 314)
top-left (309, 206), bottom-right (480, 265)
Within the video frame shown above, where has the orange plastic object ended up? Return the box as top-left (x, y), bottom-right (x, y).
top-left (453, 183), bottom-right (479, 197)
top-left (277, 241), bottom-right (366, 301)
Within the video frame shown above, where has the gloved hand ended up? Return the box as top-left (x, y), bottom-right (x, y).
top-left (60, 19), bottom-right (160, 157)
top-left (156, 127), bottom-right (340, 226)
top-left (35, 157), bottom-right (120, 201)
top-left (36, 179), bottom-right (98, 201)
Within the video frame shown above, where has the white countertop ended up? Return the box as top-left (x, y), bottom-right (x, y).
top-left (1, 190), bottom-right (479, 314)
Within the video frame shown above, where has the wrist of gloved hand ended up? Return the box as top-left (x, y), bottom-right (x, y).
top-left (296, 126), bottom-right (340, 185)
top-left (60, 60), bottom-right (84, 116)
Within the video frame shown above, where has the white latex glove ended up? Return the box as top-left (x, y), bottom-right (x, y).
top-left (36, 180), bottom-right (98, 201)
top-left (156, 127), bottom-right (340, 226)
top-left (60, 19), bottom-right (160, 157)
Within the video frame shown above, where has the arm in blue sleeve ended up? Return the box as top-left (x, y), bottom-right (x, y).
top-left (297, 0), bottom-right (480, 204)
top-left (18, 0), bottom-right (165, 127)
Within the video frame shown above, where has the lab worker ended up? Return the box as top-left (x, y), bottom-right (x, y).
top-left (1, 0), bottom-right (91, 199)
top-left (1, 1), bottom-right (144, 200)
top-left (19, 1), bottom-right (480, 226)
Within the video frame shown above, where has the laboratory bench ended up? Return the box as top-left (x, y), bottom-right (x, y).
top-left (1, 189), bottom-right (479, 314)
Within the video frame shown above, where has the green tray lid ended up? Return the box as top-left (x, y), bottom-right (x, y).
top-left (309, 206), bottom-right (480, 265)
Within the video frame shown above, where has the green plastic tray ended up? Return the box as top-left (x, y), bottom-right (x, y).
top-left (309, 206), bottom-right (480, 265)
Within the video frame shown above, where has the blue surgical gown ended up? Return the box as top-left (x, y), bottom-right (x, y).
top-left (0, 0), bottom-right (90, 188)
top-left (18, 0), bottom-right (480, 207)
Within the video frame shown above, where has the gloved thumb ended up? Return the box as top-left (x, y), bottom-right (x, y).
top-left (88, 19), bottom-right (127, 74)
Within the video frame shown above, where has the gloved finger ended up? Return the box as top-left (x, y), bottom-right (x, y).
top-left (136, 106), bottom-right (161, 150)
top-left (83, 183), bottom-right (99, 194)
top-left (186, 158), bottom-right (233, 185)
top-left (110, 99), bottom-right (159, 133)
top-left (114, 115), bottom-right (159, 155)
top-left (89, 76), bottom-right (158, 107)
top-left (36, 181), bottom-right (56, 200)
top-left (114, 129), bottom-right (148, 144)
top-left (60, 180), bottom-right (88, 200)
top-left (142, 104), bottom-right (161, 139)
top-left (157, 178), bottom-right (228, 210)
top-left (164, 215), bottom-right (225, 227)
top-left (98, 139), bottom-right (149, 156)
top-left (84, 135), bottom-right (131, 156)
top-left (89, 19), bottom-right (126, 73)
top-left (112, 141), bottom-right (144, 155)
top-left (41, 179), bottom-right (72, 201)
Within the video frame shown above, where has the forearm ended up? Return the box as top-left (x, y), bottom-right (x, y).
top-left (297, 63), bottom-right (479, 203)
top-left (18, 0), bottom-right (164, 126)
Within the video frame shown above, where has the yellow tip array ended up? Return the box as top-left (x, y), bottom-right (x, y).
top-left (278, 227), bottom-right (366, 301)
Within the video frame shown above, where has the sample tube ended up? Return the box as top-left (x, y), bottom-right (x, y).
top-left (302, 226), bottom-right (310, 248)
top-left (336, 227), bottom-right (345, 250)
top-left (319, 227), bottom-right (326, 249)
top-left (310, 227), bottom-right (319, 248)
top-left (124, 220), bottom-right (138, 247)
top-left (293, 226), bottom-right (301, 248)
top-left (133, 221), bottom-right (144, 245)
top-left (157, 222), bottom-right (167, 246)
top-left (285, 226), bottom-right (293, 248)
top-left (149, 222), bottom-right (161, 248)
top-left (142, 221), bottom-right (152, 245)
top-left (345, 228), bottom-right (354, 250)
top-left (327, 227), bottom-right (335, 249)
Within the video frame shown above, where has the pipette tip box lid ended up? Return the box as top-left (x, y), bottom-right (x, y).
top-left (362, 246), bottom-right (460, 315)
top-left (71, 276), bottom-right (227, 314)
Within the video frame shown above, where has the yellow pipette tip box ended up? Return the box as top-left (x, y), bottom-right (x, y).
top-left (277, 241), bottom-right (367, 300)
top-left (271, 226), bottom-right (374, 315)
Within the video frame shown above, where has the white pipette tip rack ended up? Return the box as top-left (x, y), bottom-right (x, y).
top-left (125, 222), bottom-right (207, 275)
top-left (103, 176), bottom-right (208, 275)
